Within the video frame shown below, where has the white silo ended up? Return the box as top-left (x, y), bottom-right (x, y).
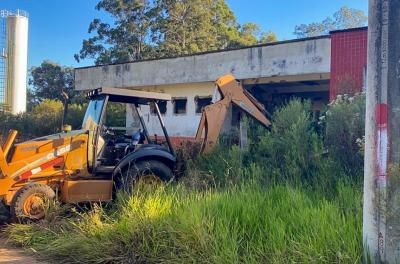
top-left (6, 10), bottom-right (28, 114)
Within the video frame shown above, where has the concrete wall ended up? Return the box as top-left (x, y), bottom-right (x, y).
top-left (126, 82), bottom-right (215, 137)
top-left (75, 37), bottom-right (331, 91)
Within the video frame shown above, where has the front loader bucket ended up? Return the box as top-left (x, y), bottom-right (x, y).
top-left (0, 146), bottom-right (9, 179)
top-left (0, 130), bottom-right (17, 178)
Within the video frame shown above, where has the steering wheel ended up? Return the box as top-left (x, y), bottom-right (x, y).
top-left (102, 125), bottom-right (115, 137)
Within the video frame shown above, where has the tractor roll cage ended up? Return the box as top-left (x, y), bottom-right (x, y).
top-left (87, 87), bottom-right (171, 104)
top-left (86, 87), bottom-right (175, 155)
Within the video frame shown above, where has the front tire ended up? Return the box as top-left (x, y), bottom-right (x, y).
top-left (120, 160), bottom-right (173, 192)
top-left (11, 184), bottom-right (55, 221)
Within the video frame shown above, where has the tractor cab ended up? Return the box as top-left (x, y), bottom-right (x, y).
top-left (83, 87), bottom-right (175, 176)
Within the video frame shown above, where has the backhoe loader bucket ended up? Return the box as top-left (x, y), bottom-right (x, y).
top-left (196, 75), bottom-right (271, 154)
top-left (0, 130), bottom-right (17, 179)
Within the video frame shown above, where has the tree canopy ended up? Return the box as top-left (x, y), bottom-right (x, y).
top-left (154, 0), bottom-right (239, 56)
top-left (29, 61), bottom-right (84, 107)
top-left (294, 6), bottom-right (367, 38)
top-left (74, 0), bottom-right (158, 64)
top-left (75, 0), bottom-right (278, 65)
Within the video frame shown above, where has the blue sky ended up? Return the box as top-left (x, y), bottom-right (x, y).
top-left (1, 0), bottom-right (368, 68)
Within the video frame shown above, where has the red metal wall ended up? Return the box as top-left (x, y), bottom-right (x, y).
top-left (330, 27), bottom-right (368, 100)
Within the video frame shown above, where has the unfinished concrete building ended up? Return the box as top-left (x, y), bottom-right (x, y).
top-left (75, 27), bottom-right (368, 144)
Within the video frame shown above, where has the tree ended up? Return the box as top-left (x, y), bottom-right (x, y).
top-left (76, 0), bottom-right (278, 63)
top-left (231, 24), bottom-right (278, 47)
top-left (154, 0), bottom-right (242, 56)
top-left (260, 30), bottom-right (278, 44)
top-left (75, 0), bottom-right (159, 64)
top-left (294, 6), bottom-right (367, 38)
top-left (233, 23), bottom-right (260, 47)
top-left (29, 60), bottom-right (85, 126)
top-left (29, 61), bottom-right (84, 106)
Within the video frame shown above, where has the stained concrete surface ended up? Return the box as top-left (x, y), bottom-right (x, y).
top-left (75, 37), bottom-right (331, 91)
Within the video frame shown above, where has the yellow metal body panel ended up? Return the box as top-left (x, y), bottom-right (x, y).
top-left (0, 131), bottom-right (93, 205)
top-left (61, 180), bottom-right (113, 203)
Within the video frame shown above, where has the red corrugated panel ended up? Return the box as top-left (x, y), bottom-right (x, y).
top-left (330, 28), bottom-right (368, 100)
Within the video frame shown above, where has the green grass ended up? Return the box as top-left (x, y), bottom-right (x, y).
top-left (5, 182), bottom-right (362, 264)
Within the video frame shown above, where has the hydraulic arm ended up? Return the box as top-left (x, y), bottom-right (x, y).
top-left (195, 75), bottom-right (271, 154)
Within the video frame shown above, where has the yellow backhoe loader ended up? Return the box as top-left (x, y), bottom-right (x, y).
top-left (0, 88), bottom-right (176, 220)
top-left (0, 74), bottom-right (270, 221)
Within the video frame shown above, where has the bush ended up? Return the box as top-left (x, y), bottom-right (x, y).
top-left (249, 99), bottom-right (324, 184)
top-left (0, 100), bottom-right (63, 141)
top-left (0, 100), bottom-right (121, 142)
top-left (321, 93), bottom-right (365, 176)
top-left (182, 98), bottom-right (364, 192)
top-left (66, 103), bottom-right (87, 129)
top-left (0, 99), bottom-right (130, 142)
top-left (30, 100), bottom-right (64, 136)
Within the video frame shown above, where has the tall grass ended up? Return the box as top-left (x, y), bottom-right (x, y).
top-left (6, 182), bottom-right (362, 264)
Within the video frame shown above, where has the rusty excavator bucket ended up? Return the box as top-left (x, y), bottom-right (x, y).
top-left (195, 75), bottom-right (271, 154)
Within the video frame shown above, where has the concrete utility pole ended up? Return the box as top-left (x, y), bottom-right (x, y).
top-left (363, 0), bottom-right (400, 262)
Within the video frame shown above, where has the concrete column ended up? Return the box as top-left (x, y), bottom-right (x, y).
top-left (239, 116), bottom-right (248, 151)
top-left (363, 0), bottom-right (400, 262)
top-left (126, 104), bottom-right (141, 134)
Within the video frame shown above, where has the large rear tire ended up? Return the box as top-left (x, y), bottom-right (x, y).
top-left (120, 160), bottom-right (173, 192)
top-left (11, 184), bottom-right (55, 221)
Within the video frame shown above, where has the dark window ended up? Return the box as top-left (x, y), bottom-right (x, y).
top-left (173, 98), bottom-right (187, 114)
top-left (196, 96), bottom-right (212, 114)
top-left (150, 101), bottom-right (167, 115)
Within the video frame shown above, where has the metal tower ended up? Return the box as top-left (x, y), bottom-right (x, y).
top-left (0, 10), bottom-right (8, 111)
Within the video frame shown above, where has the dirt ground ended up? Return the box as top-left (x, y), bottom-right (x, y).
top-left (0, 237), bottom-right (47, 264)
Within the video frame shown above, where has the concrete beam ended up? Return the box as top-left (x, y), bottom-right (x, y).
top-left (75, 37), bottom-right (331, 91)
top-left (242, 73), bottom-right (330, 85)
top-left (271, 84), bottom-right (329, 94)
